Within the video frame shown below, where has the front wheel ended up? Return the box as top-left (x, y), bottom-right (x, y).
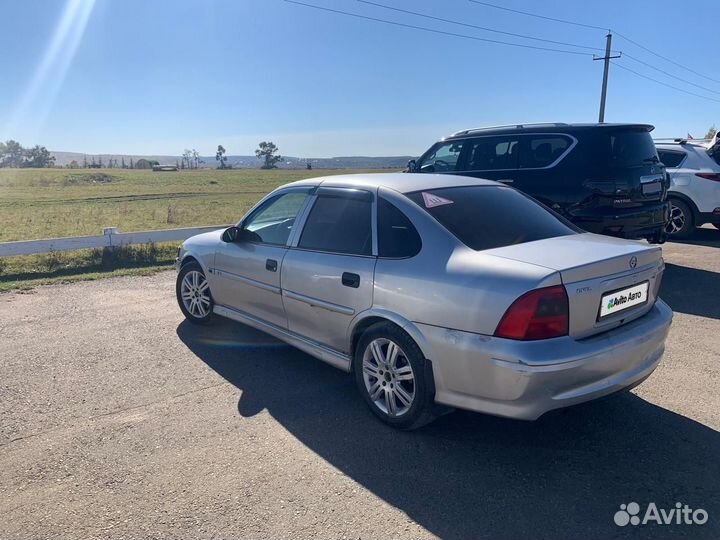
top-left (353, 322), bottom-right (436, 429)
top-left (665, 199), bottom-right (695, 239)
top-left (176, 261), bottom-right (215, 324)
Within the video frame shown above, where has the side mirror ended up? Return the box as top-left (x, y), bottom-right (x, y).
top-left (406, 159), bottom-right (417, 173)
top-left (222, 226), bottom-right (240, 243)
top-left (222, 225), bottom-right (262, 243)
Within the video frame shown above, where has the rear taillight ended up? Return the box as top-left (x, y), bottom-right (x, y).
top-left (494, 285), bottom-right (569, 340)
top-left (695, 172), bottom-right (720, 182)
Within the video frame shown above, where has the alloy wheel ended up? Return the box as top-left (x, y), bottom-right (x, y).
top-left (180, 270), bottom-right (211, 318)
top-left (665, 203), bottom-right (686, 235)
top-left (362, 338), bottom-right (416, 417)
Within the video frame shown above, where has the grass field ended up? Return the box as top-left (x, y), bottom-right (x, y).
top-left (0, 167), bottom-right (388, 289)
top-left (0, 167), bottom-right (387, 241)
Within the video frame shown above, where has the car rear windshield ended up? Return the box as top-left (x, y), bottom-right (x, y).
top-left (405, 186), bottom-right (578, 251)
top-left (597, 128), bottom-right (658, 167)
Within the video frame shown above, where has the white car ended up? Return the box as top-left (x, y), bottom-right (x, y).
top-left (655, 136), bottom-right (720, 238)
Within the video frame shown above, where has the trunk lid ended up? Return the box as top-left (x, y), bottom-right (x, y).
top-left (485, 233), bottom-right (664, 339)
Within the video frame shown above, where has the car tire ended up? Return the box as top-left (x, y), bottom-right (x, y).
top-left (665, 199), bottom-right (695, 239)
top-left (176, 261), bottom-right (215, 324)
top-left (353, 322), bottom-right (437, 430)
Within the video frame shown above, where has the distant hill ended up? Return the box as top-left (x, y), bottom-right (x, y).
top-left (50, 151), bottom-right (413, 170)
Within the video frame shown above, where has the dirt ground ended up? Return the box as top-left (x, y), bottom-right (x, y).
top-left (1, 229), bottom-right (719, 539)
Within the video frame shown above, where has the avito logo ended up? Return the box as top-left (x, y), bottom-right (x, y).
top-left (614, 502), bottom-right (708, 526)
top-left (607, 290), bottom-right (643, 311)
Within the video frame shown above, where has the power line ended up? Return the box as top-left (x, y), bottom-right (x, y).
top-left (611, 61), bottom-right (720, 103)
top-left (468, 0), bottom-right (720, 86)
top-left (613, 31), bottom-right (720, 85)
top-left (623, 52), bottom-right (720, 96)
top-left (467, 0), bottom-right (606, 31)
top-left (357, 0), bottom-right (607, 53)
top-left (282, 0), bottom-right (593, 56)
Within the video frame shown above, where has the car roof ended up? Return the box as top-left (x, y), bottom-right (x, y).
top-left (282, 173), bottom-right (499, 194)
top-left (443, 122), bottom-right (654, 140)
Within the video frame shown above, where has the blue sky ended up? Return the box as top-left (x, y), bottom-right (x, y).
top-left (0, 0), bottom-right (718, 157)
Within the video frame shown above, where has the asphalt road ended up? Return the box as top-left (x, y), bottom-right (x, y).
top-left (1, 230), bottom-right (719, 539)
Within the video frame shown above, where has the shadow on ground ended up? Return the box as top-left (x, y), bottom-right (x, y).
top-left (666, 226), bottom-right (720, 248)
top-left (177, 319), bottom-right (720, 540)
top-left (660, 263), bottom-right (720, 320)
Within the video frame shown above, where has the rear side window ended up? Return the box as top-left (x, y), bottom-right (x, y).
top-left (463, 136), bottom-right (519, 171)
top-left (378, 198), bottom-right (421, 258)
top-left (405, 186), bottom-right (577, 251)
top-left (520, 136), bottom-right (572, 168)
top-left (657, 150), bottom-right (686, 168)
top-left (298, 194), bottom-right (372, 255)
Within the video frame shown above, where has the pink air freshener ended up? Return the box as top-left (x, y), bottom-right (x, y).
top-left (421, 192), bottom-right (454, 208)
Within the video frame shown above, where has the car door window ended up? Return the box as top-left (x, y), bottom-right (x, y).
top-left (657, 150), bottom-right (686, 168)
top-left (298, 193), bottom-right (372, 255)
top-left (378, 198), bottom-right (421, 258)
top-left (417, 141), bottom-right (464, 173)
top-left (242, 191), bottom-right (309, 245)
top-left (464, 136), bottom-right (520, 171)
top-left (520, 136), bottom-right (572, 168)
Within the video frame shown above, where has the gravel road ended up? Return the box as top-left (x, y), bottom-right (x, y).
top-left (1, 231), bottom-right (719, 539)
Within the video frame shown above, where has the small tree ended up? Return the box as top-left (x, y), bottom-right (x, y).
top-left (22, 145), bottom-right (55, 168)
top-left (182, 149), bottom-right (192, 169)
top-left (0, 140), bottom-right (25, 168)
top-left (68, 160), bottom-right (80, 169)
top-left (705, 125), bottom-right (717, 140)
top-left (130, 158), bottom-right (135, 169)
top-left (255, 141), bottom-right (281, 169)
top-left (121, 156), bottom-right (126, 169)
top-left (215, 145), bottom-right (227, 169)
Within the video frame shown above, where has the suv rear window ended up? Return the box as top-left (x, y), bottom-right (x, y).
top-left (405, 186), bottom-right (577, 251)
top-left (601, 129), bottom-right (658, 167)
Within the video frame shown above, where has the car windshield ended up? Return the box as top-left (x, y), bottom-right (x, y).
top-left (405, 186), bottom-right (578, 251)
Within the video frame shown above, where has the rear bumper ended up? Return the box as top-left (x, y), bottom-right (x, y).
top-left (420, 299), bottom-right (673, 420)
top-left (571, 202), bottom-right (669, 238)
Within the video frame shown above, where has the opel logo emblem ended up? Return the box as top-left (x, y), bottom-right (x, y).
top-left (629, 256), bottom-right (637, 269)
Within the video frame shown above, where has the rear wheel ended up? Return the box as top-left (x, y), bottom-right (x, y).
top-left (665, 199), bottom-right (695, 239)
top-left (353, 322), bottom-right (436, 429)
top-left (176, 261), bottom-right (215, 324)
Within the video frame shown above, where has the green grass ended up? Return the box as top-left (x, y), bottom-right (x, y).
top-left (0, 167), bottom-right (390, 290)
top-left (0, 168), bottom-right (385, 241)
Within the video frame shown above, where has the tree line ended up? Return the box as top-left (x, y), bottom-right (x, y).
top-left (1, 139), bottom-right (285, 170)
top-left (0, 140), bottom-right (55, 168)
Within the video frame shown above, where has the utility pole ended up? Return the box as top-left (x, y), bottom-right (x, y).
top-left (594, 31), bottom-right (621, 123)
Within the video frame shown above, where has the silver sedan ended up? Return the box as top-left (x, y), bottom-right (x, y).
top-left (176, 173), bottom-right (672, 429)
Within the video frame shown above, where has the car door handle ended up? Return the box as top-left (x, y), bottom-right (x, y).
top-left (266, 259), bottom-right (278, 272)
top-left (341, 272), bottom-right (360, 288)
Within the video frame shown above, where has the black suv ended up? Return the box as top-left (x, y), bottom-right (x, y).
top-left (408, 123), bottom-right (670, 243)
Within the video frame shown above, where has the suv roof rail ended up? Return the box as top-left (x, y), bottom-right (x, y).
top-left (450, 123), bottom-right (570, 137)
top-left (653, 137), bottom-right (712, 146)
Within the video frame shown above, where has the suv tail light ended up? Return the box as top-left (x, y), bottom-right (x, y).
top-left (494, 285), bottom-right (569, 340)
top-left (695, 172), bottom-right (720, 182)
